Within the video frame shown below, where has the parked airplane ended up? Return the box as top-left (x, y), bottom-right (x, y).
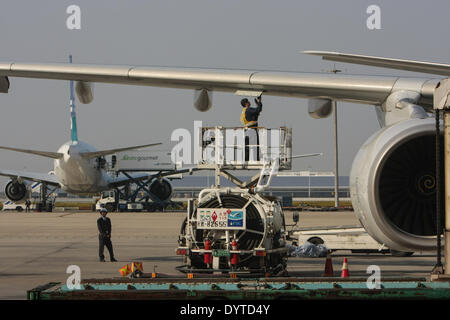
top-left (0, 51), bottom-right (447, 252)
top-left (0, 56), bottom-right (166, 203)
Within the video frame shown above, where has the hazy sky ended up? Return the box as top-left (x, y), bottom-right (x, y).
top-left (0, 0), bottom-right (449, 187)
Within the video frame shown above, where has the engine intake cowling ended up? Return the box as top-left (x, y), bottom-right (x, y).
top-left (5, 181), bottom-right (30, 203)
top-left (149, 178), bottom-right (173, 202)
top-left (350, 118), bottom-right (443, 251)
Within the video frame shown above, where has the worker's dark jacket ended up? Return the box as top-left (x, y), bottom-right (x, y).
top-left (245, 101), bottom-right (263, 128)
top-left (97, 217), bottom-right (112, 238)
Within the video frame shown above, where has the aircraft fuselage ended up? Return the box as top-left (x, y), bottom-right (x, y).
top-left (54, 141), bottom-right (109, 193)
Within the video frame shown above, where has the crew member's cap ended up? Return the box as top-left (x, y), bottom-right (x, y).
top-left (241, 98), bottom-right (249, 107)
top-left (100, 208), bottom-right (108, 213)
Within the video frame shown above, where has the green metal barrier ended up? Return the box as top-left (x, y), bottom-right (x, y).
top-left (27, 277), bottom-right (450, 300)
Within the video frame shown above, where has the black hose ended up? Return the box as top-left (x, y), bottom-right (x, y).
top-left (435, 110), bottom-right (443, 268)
top-left (180, 217), bottom-right (187, 235)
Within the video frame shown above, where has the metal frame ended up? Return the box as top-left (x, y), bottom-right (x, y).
top-left (111, 168), bottom-right (201, 211)
top-left (27, 278), bottom-right (450, 300)
top-left (197, 126), bottom-right (292, 171)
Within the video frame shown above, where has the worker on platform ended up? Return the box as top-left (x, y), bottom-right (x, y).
top-left (240, 96), bottom-right (263, 161)
top-left (97, 208), bottom-right (117, 262)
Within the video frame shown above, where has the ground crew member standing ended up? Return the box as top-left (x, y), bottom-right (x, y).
top-left (97, 208), bottom-right (117, 262)
top-left (240, 96), bottom-right (263, 161)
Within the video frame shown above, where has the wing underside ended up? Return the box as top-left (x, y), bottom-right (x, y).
top-left (0, 146), bottom-right (63, 159)
top-left (107, 172), bottom-right (152, 189)
top-left (0, 169), bottom-right (59, 186)
top-left (80, 142), bottom-right (162, 159)
top-left (0, 61), bottom-right (438, 106)
top-left (108, 167), bottom-right (199, 189)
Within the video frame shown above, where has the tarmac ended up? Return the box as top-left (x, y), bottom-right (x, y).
top-left (0, 210), bottom-right (439, 299)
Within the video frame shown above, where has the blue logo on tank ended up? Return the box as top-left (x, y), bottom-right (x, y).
top-left (228, 210), bottom-right (244, 227)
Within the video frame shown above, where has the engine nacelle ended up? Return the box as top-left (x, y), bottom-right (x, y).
top-left (350, 118), bottom-right (443, 251)
top-left (5, 180), bottom-right (30, 203)
top-left (149, 178), bottom-right (173, 202)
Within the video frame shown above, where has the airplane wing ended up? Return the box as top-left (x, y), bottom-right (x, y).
top-left (108, 172), bottom-right (152, 188)
top-left (0, 146), bottom-right (63, 159)
top-left (0, 61), bottom-right (438, 106)
top-left (303, 51), bottom-right (450, 77)
top-left (80, 142), bottom-right (162, 159)
top-left (108, 167), bottom-right (201, 189)
top-left (0, 169), bottom-right (59, 186)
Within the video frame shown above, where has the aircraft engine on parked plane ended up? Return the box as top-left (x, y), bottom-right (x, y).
top-left (5, 180), bottom-right (30, 203)
top-left (149, 178), bottom-right (173, 202)
top-left (350, 118), bottom-right (444, 251)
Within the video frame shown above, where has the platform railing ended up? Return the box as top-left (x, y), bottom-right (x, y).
top-left (197, 126), bottom-right (292, 170)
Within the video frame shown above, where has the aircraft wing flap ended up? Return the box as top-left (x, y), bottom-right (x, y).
top-left (0, 169), bottom-right (59, 186)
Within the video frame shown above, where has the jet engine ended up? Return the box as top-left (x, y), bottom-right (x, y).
top-left (350, 118), bottom-right (444, 251)
top-left (5, 180), bottom-right (30, 203)
top-left (149, 178), bottom-right (173, 202)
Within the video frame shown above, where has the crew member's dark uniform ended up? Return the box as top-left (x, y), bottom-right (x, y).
top-left (97, 216), bottom-right (115, 261)
top-left (240, 97), bottom-right (263, 161)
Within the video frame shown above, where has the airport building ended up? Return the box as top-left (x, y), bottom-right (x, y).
top-left (170, 171), bottom-right (350, 201)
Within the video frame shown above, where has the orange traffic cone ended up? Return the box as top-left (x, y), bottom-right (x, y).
top-left (323, 250), bottom-right (334, 277)
top-left (341, 257), bottom-right (349, 278)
